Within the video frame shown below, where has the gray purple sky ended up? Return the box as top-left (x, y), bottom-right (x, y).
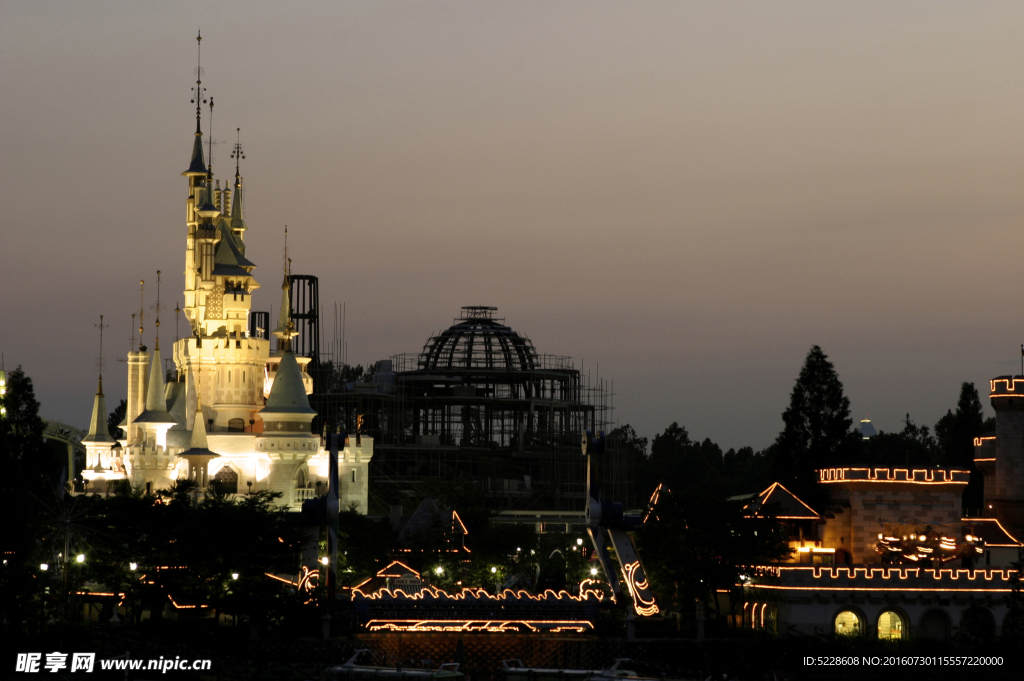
top-left (2, 1), bottom-right (1022, 451)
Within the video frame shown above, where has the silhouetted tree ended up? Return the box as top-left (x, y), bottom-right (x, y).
top-left (859, 414), bottom-right (939, 467)
top-left (934, 382), bottom-right (987, 511)
top-left (637, 489), bottom-right (790, 625)
top-left (107, 398), bottom-right (127, 440)
top-left (773, 346), bottom-right (856, 500)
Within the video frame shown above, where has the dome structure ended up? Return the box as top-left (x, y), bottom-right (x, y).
top-left (419, 306), bottom-right (538, 371)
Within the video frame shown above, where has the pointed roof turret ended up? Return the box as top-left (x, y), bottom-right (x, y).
top-left (185, 132), bottom-right (207, 176)
top-left (197, 175), bottom-right (221, 218)
top-left (82, 376), bottom-right (115, 445)
top-left (183, 31), bottom-right (209, 177)
top-left (229, 128), bottom-right (247, 245)
top-left (262, 352), bottom-right (315, 415)
top-left (178, 406), bottom-right (218, 458)
top-left (134, 345), bottom-right (175, 425)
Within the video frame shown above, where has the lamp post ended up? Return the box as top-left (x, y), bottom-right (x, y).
top-left (247, 480), bottom-right (253, 496)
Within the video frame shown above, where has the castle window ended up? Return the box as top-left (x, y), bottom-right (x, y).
top-left (351, 470), bottom-right (356, 483)
top-left (834, 610), bottom-right (861, 636)
top-left (228, 418), bottom-right (245, 432)
top-left (878, 611), bottom-right (905, 640)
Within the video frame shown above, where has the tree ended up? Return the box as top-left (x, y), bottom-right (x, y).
top-left (934, 382), bottom-right (987, 511)
top-left (637, 489), bottom-right (789, 627)
top-left (774, 346), bottom-right (855, 499)
top-left (0, 366), bottom-right (48, 464)
top-left (858, 414), bottom-right (939, 467)
top-left (107, 398), bottom-right (127, 440)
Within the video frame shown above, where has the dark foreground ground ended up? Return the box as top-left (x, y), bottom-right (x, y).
top-left (3, 624), bottom-right (1021, 681)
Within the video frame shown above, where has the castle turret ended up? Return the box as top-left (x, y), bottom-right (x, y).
top-left (985, 375), bottom-right (1024, 536)
top-left (81, 376), bottom-right (115, 470)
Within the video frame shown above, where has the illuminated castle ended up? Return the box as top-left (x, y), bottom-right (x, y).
top-left (738, 376), bottom-right (1024, 640)
top-left (79, 34), bottom-right (370, 511)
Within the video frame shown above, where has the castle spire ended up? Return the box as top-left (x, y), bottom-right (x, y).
top-left (83, 316), bottom-right (114, 446)
top-left (230, 128), bottom-right (245, 225)
top-left (185, 31), bottom-right (208, 176)
top-left (272, 228), bottom-right (298, 352)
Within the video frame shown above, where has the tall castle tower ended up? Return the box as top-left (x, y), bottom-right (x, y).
top-left (86, 33), bottom-right (372, 510)
top-left (978, 375), bottom-right (1024, 537)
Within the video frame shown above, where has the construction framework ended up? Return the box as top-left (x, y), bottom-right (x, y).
top-left (310, 307), bottom-right (639, 516)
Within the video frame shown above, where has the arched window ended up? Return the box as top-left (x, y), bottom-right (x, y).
top-left (213, 467), bottom-right (238, 494)
top-left (834, 610), bottom-right (861, 636)
top-left (878, 611), bottom-right (906, 640)
top-left (228, 418), bottom-right (245, 432)
top-left (920, 609), bottom-right (951, 640)
top-left (960, 606), bottom-right (995, 641)
top-left (295, 469), bottom-right (306, 488)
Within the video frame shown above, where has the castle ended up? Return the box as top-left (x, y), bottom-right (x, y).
top-left (77, 38), bottom-right (369, 512)
top-left (740, 374), bottom-right (1024, 639)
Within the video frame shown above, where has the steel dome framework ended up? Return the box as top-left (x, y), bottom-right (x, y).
top-left (312, 307), bottom-right (637, 514)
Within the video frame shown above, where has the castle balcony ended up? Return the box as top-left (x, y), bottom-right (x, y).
top-left (293, 487), bottom-right (317, 506)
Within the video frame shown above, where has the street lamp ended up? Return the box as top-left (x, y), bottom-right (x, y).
top-left (247, 480), bottom-right (253, 495)
top-left (129, 562), bottom-right (137, 571)
top-left (434, 566), bottom-right (444, 576)
top-left (576, 538), bottom-right (583, 546)
top-left (40, 563), bottom-right (49, 571)
top-left (320, 557), bottom-right (329, 566)
top-left (231, 573), bottom-right (239, 580)
top-left (76, 554), bottom-right (85, 564)
top-left (590, 567), bottom-right (598, 576)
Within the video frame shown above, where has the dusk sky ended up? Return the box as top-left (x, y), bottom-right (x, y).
top-left (2, 1), bottom-right (1023, 452)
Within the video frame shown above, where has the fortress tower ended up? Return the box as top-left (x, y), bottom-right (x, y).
top-left (978, 375), bottom-right (1024, 536)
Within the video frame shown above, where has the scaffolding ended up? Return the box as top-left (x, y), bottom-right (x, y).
top-left (310, 307), bottom-right (637, 515)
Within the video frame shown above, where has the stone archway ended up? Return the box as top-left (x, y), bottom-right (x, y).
top-left (960, 606), bottom-right (995, 641)
top-left (213, 466), bottom-right (239, 494)
top-left (919, 609), bottom-right (950, 640)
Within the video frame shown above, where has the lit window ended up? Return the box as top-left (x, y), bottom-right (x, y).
top-left (878, 611), bottom-right (905, 640)
top-left (834, 610), bottom-right (861, 636)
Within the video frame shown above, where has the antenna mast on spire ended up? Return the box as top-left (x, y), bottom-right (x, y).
top-left (95, 315), bottom-right (109, 381)
top-left (283, 226), bottom-right (289, 276)
top-left (130, 313), bottom-right (136, 353)
top-left (232, 128), bottom-right (245, 180)
top-left (191, 30), bottom-right (206, 132)
top-left (138, 280), bottom-right (145, 350)
top-left (154, 271), bottom-right (162, 351)
top-left (207, 97), bottom-right (215, 173)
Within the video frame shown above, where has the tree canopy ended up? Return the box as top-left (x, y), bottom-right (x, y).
top-left (773, 346), bottom-right (856, 499)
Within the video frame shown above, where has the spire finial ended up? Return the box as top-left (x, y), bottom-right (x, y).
top-left (231, 127), bottom-right (245, 183)
top-left (154, 270), bottom-right (162, 351)
top-left (207, 97), bottom-right (215, 175)
top-left (95, 315), bottom-right (109, 393)
top-left (138, 280), bottom-right (145, 350)
top-left (130, 313), bottom-right (137, 353)
top-left (191, 30), bottom-right (206, 134)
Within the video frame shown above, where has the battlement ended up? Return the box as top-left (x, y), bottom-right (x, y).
top-left (817, 467), bottom-right (969, 485)
top-left (749, 565), bottom-right (1017, 593)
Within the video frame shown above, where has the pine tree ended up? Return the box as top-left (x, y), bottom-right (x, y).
top-left (774, 346), bottom-right (854, 497)
top-left (934, 382), bottom-right (986, 511)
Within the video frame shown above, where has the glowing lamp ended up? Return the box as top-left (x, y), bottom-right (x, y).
top-left (320, 557), bottom-right (329, 566)
top-left (40, 563), bottom-right (48, 571)
top-left (76, 554), bottom-right (85, 563)
top-left (435, 566), bottom-right (444, 575)
top-left (576, 538), bottom-right (583, 546)
top-left (490, 566), bottom-right (497, 573)
top-left (590, 567), bottom-right (598, 576)
top-left (231, 573), bottom-right (239, 580)
top-left (129, 562), bottom-right (138, 571)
